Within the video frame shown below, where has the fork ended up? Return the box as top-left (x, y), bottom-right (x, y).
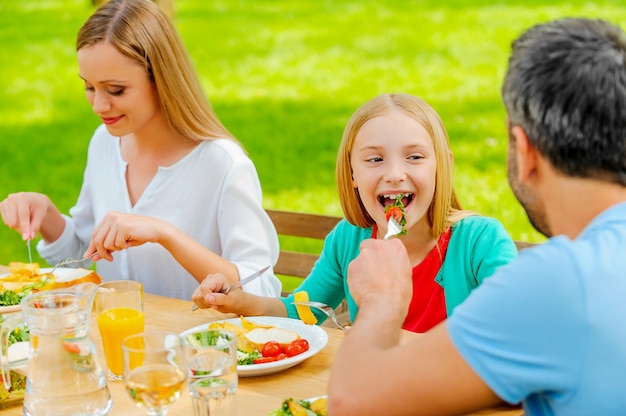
top-left (383, 217), bottom-right (402, 240)
top-left (292, 301), bottom-right (347, 330)
top-left (49, 253), bottom-right (97, 274)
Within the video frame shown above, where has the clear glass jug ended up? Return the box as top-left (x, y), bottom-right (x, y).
top-left (1, 282), bottom-right (112, 415)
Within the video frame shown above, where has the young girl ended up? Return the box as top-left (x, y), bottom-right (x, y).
top-left (193, 93), bottom-right (517, 332)
top-left (0, 0), bottom-right (281, 299)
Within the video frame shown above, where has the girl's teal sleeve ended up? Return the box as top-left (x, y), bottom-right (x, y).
top-left (280, 222), bottom-right (350, 323)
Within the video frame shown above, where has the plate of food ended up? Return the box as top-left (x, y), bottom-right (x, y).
top-left (269, 395), bottom-right (328, 416)
top-left (0, 317), bottom-right (29, 409)
top-left (180, 316), bottom-right (328, 377)
top-left (0, 262), bottom-right (101, 310)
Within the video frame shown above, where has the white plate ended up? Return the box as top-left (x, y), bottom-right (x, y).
top-left (180, 316), bottom-right (328, 377)
top-left (0, 267), bottom-right (93, 283)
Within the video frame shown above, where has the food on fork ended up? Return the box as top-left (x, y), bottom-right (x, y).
top-left (0, 262), bottom-right (102, 306)
top-left (384, 193), bottom-right (408, 236)
top-left (293, 291), bottom-right (318, 325)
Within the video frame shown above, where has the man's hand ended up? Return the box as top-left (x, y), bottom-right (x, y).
top-left (348, 238), bottom-right (412, 314)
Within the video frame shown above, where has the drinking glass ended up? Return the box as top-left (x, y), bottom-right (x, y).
top-left (122, 332), bottom-right (186, 416)
top-left (95, 280), bottom-right (144, 381)
top-left (181, 329), bottom-right (238, 416)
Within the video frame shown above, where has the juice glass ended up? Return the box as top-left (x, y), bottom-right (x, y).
top-left (95, 280), bottom-right (144, 381)
top-left (122, 331), bottom-right (186, 416)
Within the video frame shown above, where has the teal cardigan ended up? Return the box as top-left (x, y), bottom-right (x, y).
top-left (281, 215), bottom-right (518, 325)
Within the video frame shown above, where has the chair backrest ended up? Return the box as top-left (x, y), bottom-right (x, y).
top-left (265, 209), bottom-right (340, 296)
top-left (266, 209), bottom-right (536, 295)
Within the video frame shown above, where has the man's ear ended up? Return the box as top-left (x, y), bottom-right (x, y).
top-left (511, 125), bottom-right (538, 183)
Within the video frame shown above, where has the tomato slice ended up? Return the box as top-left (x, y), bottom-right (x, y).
top-left (385, 206), bottom-right (403, 222)
top-left (253, 352), bottom-right (289, 364)
top-left (253, 356), bottom-right (279, 364)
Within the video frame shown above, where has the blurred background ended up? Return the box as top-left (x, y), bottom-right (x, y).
top-left (1, 0), bottom-right (625, 267)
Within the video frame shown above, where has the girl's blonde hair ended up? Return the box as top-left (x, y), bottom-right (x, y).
top-left (76, 0), bottom-right (236, 144)
top-left (336, 93), bottom-right (474, 238)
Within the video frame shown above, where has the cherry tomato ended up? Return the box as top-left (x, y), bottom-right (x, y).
top-left (293, 339), bottom-right (309, 351)
top-left (275, 353), bottom-right (288, 361)
top-left (261, 341), bottom-right (283, 358)
top-left (385, 206), bottom-right (403, 222)
top-left (284, 341), bottom-right (307, 357)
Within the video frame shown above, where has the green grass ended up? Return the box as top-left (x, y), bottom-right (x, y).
top-left (1, 0), bottom-right (625, 269)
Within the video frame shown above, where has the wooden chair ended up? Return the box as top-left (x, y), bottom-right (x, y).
top-left (265, 209), bottom-right (340, 296)
top-left (514, 240), bottom-right (536, 251)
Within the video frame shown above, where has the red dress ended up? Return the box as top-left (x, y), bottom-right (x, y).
top-left (373, 226), bottom-right (451, 333)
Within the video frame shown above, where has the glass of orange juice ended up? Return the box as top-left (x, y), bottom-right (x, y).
top-left (95, 280), bottom-right (144, 381)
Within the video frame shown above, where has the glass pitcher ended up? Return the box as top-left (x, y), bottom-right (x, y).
top-left (1, 282), bottom-right (112, 415)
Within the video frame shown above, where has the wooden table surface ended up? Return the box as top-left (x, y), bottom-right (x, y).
top-left (0, 265), bottom-right (522, 415)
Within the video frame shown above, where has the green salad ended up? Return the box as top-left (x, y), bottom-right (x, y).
top-left (0, 274), bottom-right (52, 306)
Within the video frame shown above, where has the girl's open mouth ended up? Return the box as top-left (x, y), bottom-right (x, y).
top-left (378, 193), bottom-right (414, 209)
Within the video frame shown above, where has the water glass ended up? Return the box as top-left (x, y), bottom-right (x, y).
top-left (122, 331), bottom-right (186, 416)
top-left (181, 329), bottom-right (238, 416)
top-left (95, 280), bottom-right (144, 381)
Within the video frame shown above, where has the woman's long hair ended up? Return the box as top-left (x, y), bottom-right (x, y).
top-left (77, 0), bottom-right (236, 144)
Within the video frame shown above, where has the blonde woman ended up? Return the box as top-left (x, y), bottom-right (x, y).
top-left (0, 0), bottom-right (280, 299)
top-left (193, 93), bottom-right (517, 333)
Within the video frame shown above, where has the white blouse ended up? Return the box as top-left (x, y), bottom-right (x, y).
top-left (38, 125), bottom-right (281, 299)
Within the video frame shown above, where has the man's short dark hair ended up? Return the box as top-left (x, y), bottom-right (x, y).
top-left (502, 18), bottom-right (626, 185)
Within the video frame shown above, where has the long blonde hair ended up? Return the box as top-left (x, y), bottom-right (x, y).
top-left (336, 93), bottom-right (474, 238)
top-left (76, 0), bottom-right (236, 144)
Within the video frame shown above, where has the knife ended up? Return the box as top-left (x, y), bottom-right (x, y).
top-left (191, 265), bottom-right (271, 311)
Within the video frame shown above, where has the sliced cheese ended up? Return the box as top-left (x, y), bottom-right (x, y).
top-left (244, 327), bottom-right (300, 350)
top-left (239, 315), bottom-right (274, 331)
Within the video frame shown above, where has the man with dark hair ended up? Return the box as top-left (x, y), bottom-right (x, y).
top-left (328, 18), bottom-right (626, 415)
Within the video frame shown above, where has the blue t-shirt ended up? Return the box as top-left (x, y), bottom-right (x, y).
top-left (448, 202), bottom-right (626, 415)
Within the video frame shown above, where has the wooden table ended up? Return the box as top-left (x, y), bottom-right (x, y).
top-left (0, 266), bottom-right (522, 415)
